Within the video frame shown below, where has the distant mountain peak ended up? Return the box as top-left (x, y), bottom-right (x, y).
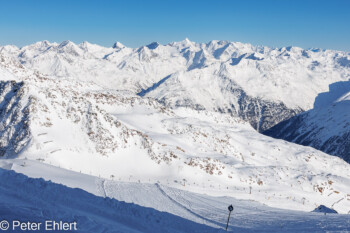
top-left (80, 41), bottom-right (91, 46)
top-left (21, 40), bottom-right (52, 50)
top-left (58, 40), bottom-right (75, 48)
top-left (180, 38), bottom-right (194, 47)
top-left (146, 42), bottom-right (160, 50)
top-left (40, 40), bottom-right (51, 47)
top-left (113, 41), bottom-right (125, 49)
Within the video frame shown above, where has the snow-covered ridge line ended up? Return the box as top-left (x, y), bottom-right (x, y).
top-left (264, 80), bottom-right (350, 163)
top-left (2, 39), bottom-right (350, 130)
top-left (2, 38), bottom-right (350, 53)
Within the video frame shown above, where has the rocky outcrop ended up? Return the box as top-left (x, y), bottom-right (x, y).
top-left (0, 81), bottom-right (31, 157)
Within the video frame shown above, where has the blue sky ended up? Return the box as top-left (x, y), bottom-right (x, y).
top-left (0, 0), bottom-right (349, 50)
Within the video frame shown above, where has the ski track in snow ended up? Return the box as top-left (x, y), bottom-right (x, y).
top-left (155, 183), bottom-right (221, 227)
top-left (0, 159), bottom-right (349, 233)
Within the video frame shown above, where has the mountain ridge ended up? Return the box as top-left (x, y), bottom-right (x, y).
top-left (264, 80), bottom-right (350, 163)
top-left (2, 39), bottom-right (349, 131)
top-left (0, 55), bottom-right (349, 214)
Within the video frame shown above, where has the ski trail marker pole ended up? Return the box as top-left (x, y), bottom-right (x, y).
top-left (226, 204), bottom-right (234, 231)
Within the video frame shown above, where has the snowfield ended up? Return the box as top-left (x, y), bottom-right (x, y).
top-left (1, 160), bottom-right (349, 233)
top-left (0, 39), bottom-right (349, 232)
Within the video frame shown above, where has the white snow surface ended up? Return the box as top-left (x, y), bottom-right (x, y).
top-left (0, 42), bottom-right (350, 232)
top-left (1, 39), bottom-right (350, 110)
top-left (0, 56), bottom-right (349, 217)
top-left (0, 160), bottom-right (349, 233)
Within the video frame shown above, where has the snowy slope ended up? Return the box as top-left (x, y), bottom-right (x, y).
top-left (0, 167), bottom-right (221, 233)
top-left (1, 160), bottom-right (350, 233)
top-left (2, 40), bottom-right (350, 130)
top-left (0, 56), bottom-right (349, 215)
top-left (264, 80), bottom-right (350, 163)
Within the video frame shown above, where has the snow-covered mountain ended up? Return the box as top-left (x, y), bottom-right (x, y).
top-left (1, 39), bottom-right (349, 131)
top-left (0, 55), bottom-right (349, 214)
top-left (264, 80), bottom-right (350, 163)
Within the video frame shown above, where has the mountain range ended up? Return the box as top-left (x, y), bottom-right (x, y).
top-left (1, 39), bottom-right (349, 131)
top-left (0, 40), bottom-right (350, 214)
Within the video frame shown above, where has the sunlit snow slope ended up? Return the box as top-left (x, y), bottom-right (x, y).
top-left (0, 56), bottom-right (349, 215)
top-left (1, 160), bottom-right (349, 233)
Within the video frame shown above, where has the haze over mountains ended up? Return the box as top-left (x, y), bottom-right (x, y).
top-left (0, 39), bottom-right (350, 220)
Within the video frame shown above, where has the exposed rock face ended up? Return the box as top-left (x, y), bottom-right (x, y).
top-left (0, 56), bottom-right (162, 161)
top-left (0, 81), bottom-right (30, 157)
top-left (232, 91), bottom-right (302, 132)
top-left (152, 82), bottom-right (302, 132)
